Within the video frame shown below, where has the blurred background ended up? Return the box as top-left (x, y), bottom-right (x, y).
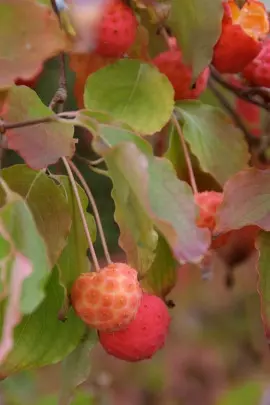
top-left (1, 56), bottom-right (270, 405)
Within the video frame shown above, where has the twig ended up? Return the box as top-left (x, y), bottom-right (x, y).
top-left (210, 65), bottom-right (270, 112)
top-left (0, 111), bottom-right (77, 134)
top-left (75, 155), bottom-right (109, 176)
top-left (61, 157), bottom-right (101, 272)
top-left (208, 78), bottom-right (259, 147)
top-left (171, 113), bottom-right (198, 194)
top-left (68, 159), bottom-right (112, 265)
top-left (0, 116), bottom-right (55, 132)
top-left (49, 53), bottom-right (68, 111)
top-left (75, 155), bottom-right (105, 166)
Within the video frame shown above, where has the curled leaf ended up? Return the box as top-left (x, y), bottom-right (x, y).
top-left (0, 253), bottom-right (32, 364)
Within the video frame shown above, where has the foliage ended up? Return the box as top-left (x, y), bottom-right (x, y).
top-left (0, 0), bottom-right (270, 403)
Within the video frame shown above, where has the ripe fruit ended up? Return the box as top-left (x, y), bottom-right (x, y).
top-left (99, 293), bottom-right (170, 362)
top-left (152, 46), bottom-right (209, 100)
top-left (212, 0), bottom-right (268, 74)
top-left (195, 191), bottom-right (259, 256)
top-left (71, 263), bottom-right (142, 332)
top-left (243, 39), bottom-right (270, 87)
top-left (95, 0), bottom-right (138, 57)
top-left (194, 191), bottom-right (224, 232)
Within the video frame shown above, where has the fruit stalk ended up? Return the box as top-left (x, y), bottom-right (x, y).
top-left (68, 159), bottom-right (112, 265)
top-left (61, 156), bottom-right (100, 271)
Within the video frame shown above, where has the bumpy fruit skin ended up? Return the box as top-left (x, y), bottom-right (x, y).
top-left (99, 293), bottom-right (170, 362)
top-left (95, 0), bottom-right (138, 57)
top-left (243, 39), bottom-right (270, 87)
top-left (195, 191), bottom-right (259, 254)
top-left (152, 48), bottom-right (209, 100)
top-left (71, 263), bottom-right (142, 332)
top-left (212, 3), bottom-right (262, 73)
top-left (195, 191), bottom-right (224, 232)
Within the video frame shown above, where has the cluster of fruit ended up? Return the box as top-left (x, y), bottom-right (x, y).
top-left (68, 0), bottom-right (267, 362)
top-left (70, 190), bottom-right (258, 363)
top-left (71, 262), bottom-right (170, 362)
top-left (17, 0), bottom-right (270, 108)
top-left (69, 0), bottom-right (270, 103)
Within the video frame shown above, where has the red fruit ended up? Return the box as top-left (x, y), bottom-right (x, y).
top-left (95, 0), bottom-right (138, 57)
top-left (243, 39), bottom-right (270, 87)
top-left (99, 293), bottom-right (170, 362)
top-left (71, 263), bottom-right (142, 332)
top-left (212, 1), bottom-right (265, 73)
top-left (152, 47), bottom-right (209, 100)
top-left (195, 191), bottom-right (224, 232)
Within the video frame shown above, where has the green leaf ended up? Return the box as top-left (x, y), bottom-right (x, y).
top-left (169, 0), bottom-right (223, 79)
top-left (0, 252), bottom-right (33, 365)
top-left (0, 267), bottom-right (85, 375)
top-left (93, 123), bottom-right (157, 274)
top-left (141, 233), bottom-right (177, 298)
top-left (256, 231), bottom-right (270, 331)
top-left (54, 175), bottom-right (96, 292)
top-left (1, 86), bottom-right (75, 169)
top-left (176, 101), bottom-right (250, 186)
top-left (84, 59), bottom-right (174, 135)
top-left (105, 145), bottom-right (157, 275)
top-left (165, 123), bottom-right (221, 192)
top-left (0, 0), bottom-right (67, 89)
top-left (105, 142), bottom-right (210, 264)
top-left (216, 380), bottom-right (262, 405)
top-left (36, 391), bottom-right (95, 405)
top-left (93, 123), bottom-right (153, 157)
top-left (215, 168), bottom-right (270, 233)
top-left (0, 193), bottom-right (50, 313)
top-left (59, 329), bottom-right (98, 405)
top-left (0, 182), bottom-right (50, 364)
top-left (1, 164), bottom-right (71, 267)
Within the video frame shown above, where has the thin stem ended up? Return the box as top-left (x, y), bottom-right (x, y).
top-left (208, 78), bottom-right (259, 147)
top-left (171, 113), bottom-right (198, 194)
top-left (147, 19), bottom-right (198, 194)
top-left (0, 116), bottom-right (55, 131)
top-left (61, 157), bottom-right (100, 272)
top-left (58, 111), bottom-right (77, 119)
top-left (0, 111), bottom-right (77, 133)
top-left (75, 154), bottom-right (105, 166)
top-left (210, 65), bottom-right (270, 112)
top-left (68, 159), bottom-right (112, 265)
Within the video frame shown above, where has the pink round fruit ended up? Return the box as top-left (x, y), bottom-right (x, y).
top-left (152, 47), bottom-right (209, 101)
top-left (95, 0), bottom-right (138, 57)
top-left (99, 293), bottom-right (171, 362)
top-left (71, 262), bottom-right (142, 332)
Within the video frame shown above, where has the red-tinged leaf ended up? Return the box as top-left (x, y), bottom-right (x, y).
top-left (0, 253), bottom-right (32, 364)
top-left (105, 142), bottom-right (210, 264)
top-left (215, 168), bottom-right (270, 233)
top-left (256, 231), bottom-right (270, 337)
top-left (1, 86), bottom-right (75, 169)
top-left (0, 0), bottom-right (68, 89)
